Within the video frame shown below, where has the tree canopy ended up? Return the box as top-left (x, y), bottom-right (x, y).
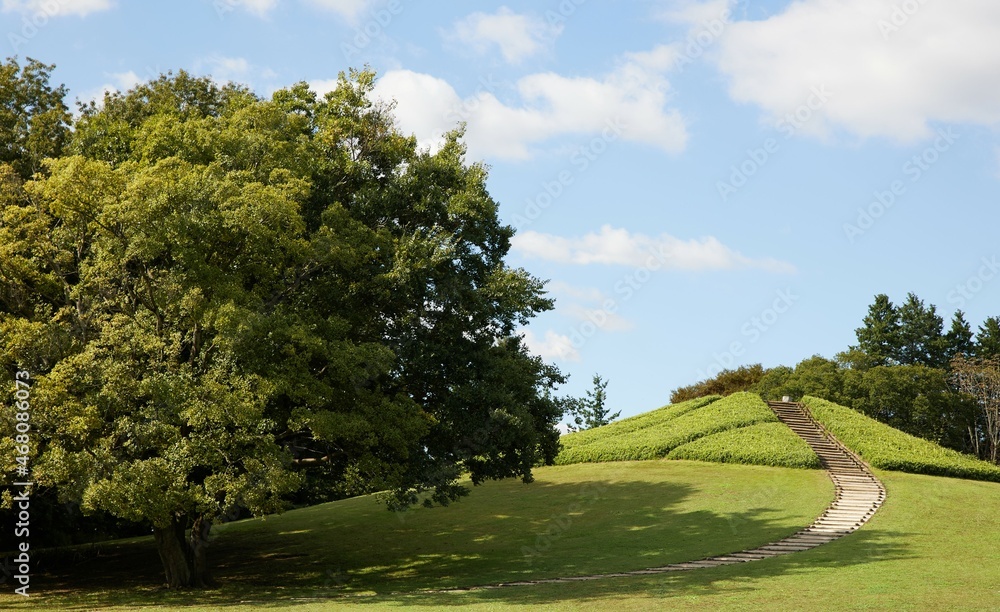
top-left (852, 293), bottom-right (901, 367)
top-left (0, 57), bottom-right (70, 180)
top-left (847, 292), bottom-right (959, 369)
top-left (976, 317), bottom-right (1000, 359)
top-left (0, 64), bottom-right (566, 587)
top-left (669, 363), bottom-right (766, 403)
top-left (945, 310), bottom-right (975, 362)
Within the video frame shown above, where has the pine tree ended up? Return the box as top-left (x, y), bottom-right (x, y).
top-left (853, 294), bottom-right (901, 367)
top-left (567, 375), bottom-right (620, 431)
top-left (897, 293), bottom-right (946, 368)
top-left (944, 310), bottom-right (975, 361)
top-left (977, 317), bottom-right (1000, 358)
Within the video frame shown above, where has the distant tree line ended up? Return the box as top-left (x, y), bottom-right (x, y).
top-left (671, 293), bottom-right (1000, 464)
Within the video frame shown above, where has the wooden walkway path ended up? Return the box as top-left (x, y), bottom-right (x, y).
top-left (440, 400), bottom-right (886, 591)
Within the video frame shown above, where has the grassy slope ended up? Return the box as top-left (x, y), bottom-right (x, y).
top-left (321, 471), bottom-right (998, 611)
top-left (667, 422), bottom-right (820, 468)
top-left (1, 461), bottom-right (832, 609)
top-left (804, 395), bottom-right (1000, 482)
top-left (557, 392), bottom-right (819, 469)
top-left (11, 469), bottom-right (1000, 610)
top-left (557, 395), bottom-right (722, 455)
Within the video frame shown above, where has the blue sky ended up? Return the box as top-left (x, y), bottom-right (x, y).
top-left (5, 0), bottom-right (1000, 421)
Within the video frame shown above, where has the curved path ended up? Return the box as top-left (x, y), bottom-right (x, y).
top-left (440, 400), bottom-right (886, 591)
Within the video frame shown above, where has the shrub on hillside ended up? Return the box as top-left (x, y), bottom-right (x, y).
top-left (803, 396), bottom-right (1000, 482)
top-left (559, 395), bottom-right (720, 453)
top-left (667, 422), bottom-right (821, 469)
top-left (556, 392), bottom-right (781, 465)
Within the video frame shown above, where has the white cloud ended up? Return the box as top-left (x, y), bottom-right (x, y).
top-left (78, 70), bottom-right (144, 107)
top-left (623, 45), bottom-right (682, 73)
top-left (511, 225), bottom-right (795, 273)
top-left (372, 49), bottom-right (688, 160)
top-left (109, 70), bottom-right (142, 90)
top-left (196, 55), bottom-right (249, 82)
top-left (1, 0), bottom-right (113, 17)
top-left (308, 79), bottom-right (339, 97)
top-left (544, 281), bottom-right (606, 303)
top-left (544, 282), bottom-right (635, 332)
top-left (369, 71), bottom-right (462, 152)
top-left (522, 330), bottom-right (581, 362)
top-left (714, 0), bottom-right (1000, 142)
top-left (194, 55), bottom-right (277, 85)
top-left (565, 304), bottom-right (634, 332)
top-left (448, 7), bottom-right (561, 64)
top-left (304, 0), bottom-right (372, 23)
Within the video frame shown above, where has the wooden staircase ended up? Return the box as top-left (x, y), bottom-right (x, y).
top-left (765, 401), bottom-right (885, 540)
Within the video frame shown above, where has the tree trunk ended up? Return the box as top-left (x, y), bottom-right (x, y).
top-left (152, 515), bottom-right (213, 588)
top-left (189, 515), bottom-right (213, 587)
top-left (153, 519), bottom-right (192, 588)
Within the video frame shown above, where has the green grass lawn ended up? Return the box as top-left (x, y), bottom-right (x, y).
top-left (8, 464), bottom-right (1000, 610)
top-left (556, 392), bottom-right (819, 468)
top-left (322, 470), bottom-right (997, 611)
top-left (0, 460), bottom-right (832, 609)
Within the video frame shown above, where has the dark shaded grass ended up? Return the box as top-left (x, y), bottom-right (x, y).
top-left (1, 461), bottom-right (832, 609)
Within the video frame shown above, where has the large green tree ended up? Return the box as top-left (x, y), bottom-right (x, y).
top-left (841, 294), bottom-right (985, 452)
top-left (1, 69), bottom-right (565, 587)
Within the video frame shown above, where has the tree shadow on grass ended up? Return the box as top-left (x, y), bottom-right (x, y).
top-left (361, 527), bottom-right (916, 609)
top-left (3, 474), bottom-right (911, 610)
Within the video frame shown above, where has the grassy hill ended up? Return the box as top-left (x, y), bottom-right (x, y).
top-left (556, 391), bottom-right (1000, 483)
top-left (5, 392), bottom-right (1000, 610)
top-left (556, 392), bottom-right (820, 469)
top-left (804, 395), bottom-right (1000, 482)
